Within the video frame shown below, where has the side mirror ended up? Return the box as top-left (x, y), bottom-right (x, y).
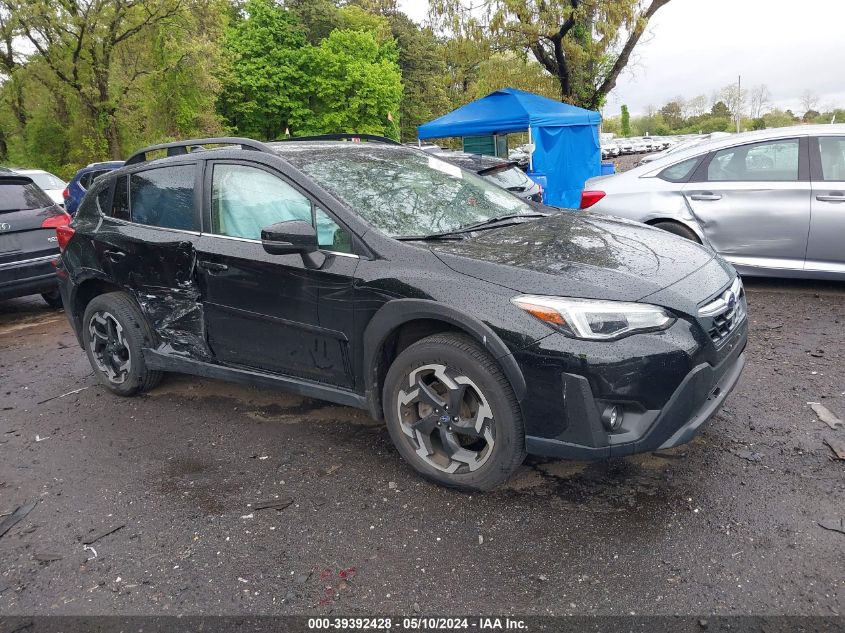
top-left (261, 220), bottom-right (318, 256)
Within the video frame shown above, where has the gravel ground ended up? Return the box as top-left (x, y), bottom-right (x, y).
top-left (0, 279), bottom-right (843, 616)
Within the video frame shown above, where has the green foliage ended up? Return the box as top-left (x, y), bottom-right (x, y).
top-left (620, 104), bottom-right (630, 137)
top-left (660, 101), bottom-right (684, 129)
top-left (218, 0), bottom-right (310, 140)
top-left (297, 29), bottom-right (402, 138)
top-left (711, 101), bottom-right (731, 118)
top-left (0, 0), bottom-right (227, 173)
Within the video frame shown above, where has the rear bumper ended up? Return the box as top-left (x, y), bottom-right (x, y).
top-left (0, 255), bottom-right (58, 300)
top-left (522, 319), bottom-right (747, 460)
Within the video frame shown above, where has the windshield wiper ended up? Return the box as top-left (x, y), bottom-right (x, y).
top-left (394, 233), bottom-right (467, 241)
top-left (456, 211), bottom-right (548, 232)
top-left (394, 212), bottom-right (549, 242)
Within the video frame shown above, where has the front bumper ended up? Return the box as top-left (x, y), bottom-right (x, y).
top-left (518, 317), bottom-right (747, 460)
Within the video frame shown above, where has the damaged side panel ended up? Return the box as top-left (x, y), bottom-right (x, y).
top-left (91, 218), bottom-right (212, 360)
top-left (130, 240), bottom-right (212, 360)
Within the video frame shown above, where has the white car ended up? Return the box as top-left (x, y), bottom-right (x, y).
top-left (14, 169), bottom-right (67, 207)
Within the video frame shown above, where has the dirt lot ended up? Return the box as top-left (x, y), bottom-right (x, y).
top-left (0, 279), bottom-right (843, 616)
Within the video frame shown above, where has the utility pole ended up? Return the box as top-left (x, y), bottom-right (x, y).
top-left (736, 75), bottom-right (742, 133)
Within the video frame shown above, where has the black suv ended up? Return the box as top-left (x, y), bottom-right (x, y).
top-left (1, 171), bottom-right (70, 307)
top-left (56, 136), bottom-right (748, 491)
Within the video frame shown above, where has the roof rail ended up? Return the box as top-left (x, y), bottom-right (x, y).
top-left (277, 133), bottom-right (401, 146)
top-left (125, 137), bottom-right (276, 166)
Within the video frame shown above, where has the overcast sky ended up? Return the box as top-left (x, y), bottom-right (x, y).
top-left (397, 0), bottom-right (845, 116)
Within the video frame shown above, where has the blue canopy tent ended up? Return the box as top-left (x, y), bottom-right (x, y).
top-left (417, 88), bottom-right (602, 208)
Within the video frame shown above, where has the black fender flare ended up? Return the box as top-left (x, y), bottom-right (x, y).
top-left (363, 298), bottom-right (527, 419)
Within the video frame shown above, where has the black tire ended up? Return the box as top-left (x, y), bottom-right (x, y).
top-left (41, 290), bottom-right (63, 310)
top-left (383, 333), bottom-right (526, 491)
top-left (82, 291), bottom-right (162, 396)
top-left (652, 221), bottom-right (701, 243)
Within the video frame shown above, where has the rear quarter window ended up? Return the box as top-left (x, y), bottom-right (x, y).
top-left (78, 179), bottom-right (115, 218)
top-left (658, 157), bottom-right (701, 183)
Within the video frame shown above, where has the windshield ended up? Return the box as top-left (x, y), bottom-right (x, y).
top-left (484, 166), bottom-right (533, 191)
top-left (25, 171), bottom-right (65, 190)
top-left (280, 145), bottom-right (534, 237)
top-left (0, 180), bottom-right (55, 212)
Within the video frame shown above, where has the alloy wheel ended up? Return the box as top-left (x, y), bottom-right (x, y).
top-left (397, 363), bottom-right (495, 474)
top-left (88, 311), bottom-right (132, 384)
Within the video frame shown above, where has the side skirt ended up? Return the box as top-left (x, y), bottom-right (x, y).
top-left (143, 349), bottom-right (369, 410)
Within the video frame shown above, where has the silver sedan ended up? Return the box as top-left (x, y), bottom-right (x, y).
top-left (581, 125), bottom-right (845, 279)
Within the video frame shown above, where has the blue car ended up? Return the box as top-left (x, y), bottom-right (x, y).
top-left (64, 161), bottom-right (123, 214)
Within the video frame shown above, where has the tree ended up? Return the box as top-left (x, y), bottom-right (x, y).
top-left (297, 29), bottom-right (403, 138)
top-left (803, 109), bottom-right (820, 123)
top-left (218, 0), bottom-right (311, 140)
top-left (620, 103), bottom-right (630, 136)
top-left (14, 0), bottom-right (185, 159)
top-left (660, 100), bottom-right (684, 129)
top-left (431, 0), bottom-right (672, 109)
top-left (800, 89), bottom-right (819, 114)
top-left (719, 82), bottom-right (746, 126)
top-left (711, 100), bottom-right (730, 118)
top-left (686, 94), bottom-right (708, 118)
top-left (0, 1), bottom-right (26, 131)
top-left (749, 84), bottom-right (771, 119)
top-left (379, 11), bottom-right (451, 142)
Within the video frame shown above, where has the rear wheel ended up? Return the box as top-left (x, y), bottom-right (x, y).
top-left (383, 333), bottom-right (525, 491)
top-left (41, 290), bottom-right (63, 309)
top-left (82, 292), bottom-right (162, 396)
top-left (652, 221), bottom-right (701, 243)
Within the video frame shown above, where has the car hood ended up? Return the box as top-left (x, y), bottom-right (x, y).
top-left (428, 212), bottom-right (726, 304)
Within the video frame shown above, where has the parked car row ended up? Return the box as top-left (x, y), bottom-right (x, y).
top-left (601, 136), bottom-right (678, 159)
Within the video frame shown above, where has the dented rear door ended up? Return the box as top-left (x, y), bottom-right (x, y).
top-left (96, 165), bottom-right (210, 358)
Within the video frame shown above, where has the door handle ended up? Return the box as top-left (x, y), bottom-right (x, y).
top-left (103, 250), bottom-right (125, 263)
top-left (816, 193), bottom-right (845, 202)
top-left (197, 260), bottom-right (228, 273)
top-left (689, 193), bottom-right (722, 201)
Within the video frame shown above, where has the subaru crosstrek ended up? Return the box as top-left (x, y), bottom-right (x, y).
top-left (55, 136), bottom-right (748, 491)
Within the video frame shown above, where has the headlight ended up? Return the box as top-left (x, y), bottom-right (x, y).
top-left (512, 295), bottom-right (675, 340)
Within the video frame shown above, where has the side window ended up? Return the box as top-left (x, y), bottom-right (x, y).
top-left (211, 164), bottom-right (312, 240)
top-left (707, 139), bottom-right (799, 182)
top-left (659, 157), bottom-right (700, 183)
top-left (818, 137), bottom-right (845, 181)
top-left (112, 176), bottom-right (130, 220)
top-left (79, 172), bottom-right (92, 189)
top-left (129, 165), bottom-right (197, 231)
top-left (315, 207), bottom-right (353, 254)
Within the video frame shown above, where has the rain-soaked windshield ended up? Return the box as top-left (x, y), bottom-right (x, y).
top-left (276, 144), bottom-right (535, 237)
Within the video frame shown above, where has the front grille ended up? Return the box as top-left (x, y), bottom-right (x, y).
top-left (698, 276), bottom-right (746, 345)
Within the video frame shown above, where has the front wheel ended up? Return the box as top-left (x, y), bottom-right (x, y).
top-left (82, 292), bottom-right (162, 396)
top-left (383, 333), bottom-right (526, 491)
top-left (652, 221), bottom-right (701, 243)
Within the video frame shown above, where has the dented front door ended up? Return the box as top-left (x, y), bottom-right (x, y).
top-left (682, 137), bottom-right (811, 271)
top-left (193, 234), bottom-right (353, 387)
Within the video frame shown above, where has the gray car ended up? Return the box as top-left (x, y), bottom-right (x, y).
top-left (581, 125), bottom-right (845, 279)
